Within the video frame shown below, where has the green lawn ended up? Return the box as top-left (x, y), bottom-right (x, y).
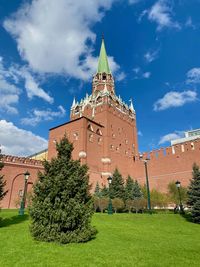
top-left (0, 210), bottom-right (200, 267)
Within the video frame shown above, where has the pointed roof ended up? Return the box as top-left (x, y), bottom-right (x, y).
top-left (97, 38), bottom-right (111, 74)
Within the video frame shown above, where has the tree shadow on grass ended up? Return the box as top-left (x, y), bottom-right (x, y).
top-left (0, 214), bottom-right (29, 228)
top-left (181, 212), bottom-right (193, 223)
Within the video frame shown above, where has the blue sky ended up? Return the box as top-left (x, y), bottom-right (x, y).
top-left (0, 0), bottom-right (200, 156)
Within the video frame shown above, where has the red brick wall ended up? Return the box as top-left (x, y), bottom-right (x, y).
top-left (131, 139), bottom-right (200, 192)
top-left (1, 137), bottom-right (200, 209)
top-left (1, 156), bottom-right (44, 209)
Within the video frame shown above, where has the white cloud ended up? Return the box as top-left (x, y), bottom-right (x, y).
top-left (0, 120), bottom-right (47, 156)
top-left (116, 71), bottom-right (126, 81)
top-left (0, 58), bottom-right (21, 114)
top-left (148, 0), bottom-right (181, 31)
top-left (133, 67), bottom-right (140, 74)
top-left (185, 17), bottom-right (196, 29)
top-left (0, 56), bottom-right (53, 105)
top-left (4, 0), bottom-right (120, 81)
top-left (138, 10), bottom-right (148, 23)
top-left (154, 90), bottom-right (198, 111)
top-left (21, 105), bottom-right (66, 126)
top-left (142, 72), bottom-right (151, 79)
top-left (186, 68), bottom-right (200, 84)
top-left (133, 67), bottom-right (151, 79)
top-left (158, 131), bottom-right (184, 145)
top-left (20, 68), bottom-right (53, 103)
top-left (144, 50), bottom-right (159, 63)
top-left (138, 130), bottom-right (143, 137)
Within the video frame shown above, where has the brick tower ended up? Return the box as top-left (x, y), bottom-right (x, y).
top-left (48, 38), bottom-right (139, 188)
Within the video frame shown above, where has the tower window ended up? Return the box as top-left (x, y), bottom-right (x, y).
top-left (191, 142), bottom-right (195, 150)
top-left (88, 124), bottom-right (94, 132)
top-left (75, 106), bottom-right (79, 113)
top-left (112, 133), bottom-right (116, 139)
top-left (96, 129), bottom-right (102, 136)
top-left (96, 96), bottom-right (102, 104)
top-left (98, 137), bottom-right (102, 144)
top-left (110, 144), bottom-right (114, 150)
top-left (89, 134), bottom-right (93, 142)
top-left (102, 73), bottom-right (106, 80)
top-left (73, 133), bottom-right (78, 140)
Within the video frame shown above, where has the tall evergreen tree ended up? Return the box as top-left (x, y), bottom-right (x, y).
top-left (125, 176), bottom-right (142, 200)
top-left (187, 163), bottom-right (200, 224)
top-left (94, 182), bottom-right (101, 197)
top-left (29, 136), bottom-right (97, 243)
top-left (124, 175), bottom-right (134, 200)
top-left (132, 180), bottom-right (143, 199)
top-left (109, 168), bottom-right (125, 199)
top-left (0, 152), bottom-right (8, 202)
top-left (101, 185), bottom-right (109, 197)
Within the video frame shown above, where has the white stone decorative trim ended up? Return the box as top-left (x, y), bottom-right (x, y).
top-left (101, 172), bottom-right (112, 176)
top-left (79, 151), bottom-right (87, 158)
top-left (101, 158), bottom-right (111, 164)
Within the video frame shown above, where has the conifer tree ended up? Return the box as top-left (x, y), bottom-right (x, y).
top-left (101, 185), bottom-right (109, 197)
top-left (109, 168), bottom-right (125, 199)
top-left (94, 182), bottom-right (101, 197)
top-left (0, 152), bottom-right (8, 202)
top-left (187, 163), bottom-right (200, 224)
top-left (124, 175), bottom-right (134, 200)
top-left (133, 180), bottom-right (143, 199)
top-left (125, 176), bottom-right (142, 200)
top-left (29, 136), bottom-right (97, 243)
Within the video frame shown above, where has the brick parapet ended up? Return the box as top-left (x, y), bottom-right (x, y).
top-left (2, 154), bottom-right (43, 167)
top-left (138, 138), bottom-right (200, 160)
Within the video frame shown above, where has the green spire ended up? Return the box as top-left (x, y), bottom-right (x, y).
top-left (97, 38), bottom-right (111, 74)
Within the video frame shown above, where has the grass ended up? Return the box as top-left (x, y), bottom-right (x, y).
top-left (0, 210), bottom-right (200, 267)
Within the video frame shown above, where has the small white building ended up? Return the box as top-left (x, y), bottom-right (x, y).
top-left (171, 129), bottom-right (200, 145)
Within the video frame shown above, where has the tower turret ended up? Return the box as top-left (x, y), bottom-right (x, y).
top-left (92, 37), bottom-right (115, 95)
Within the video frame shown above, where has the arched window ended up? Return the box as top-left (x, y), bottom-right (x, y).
top-left (116, 100), bottom-right (120, 108)
top-left (96, 96), bottom-right (102, 104)
top-left (102, 72), bottom-right (107, 80)
top-left (89, 134), bottom-right (93, 142)
top-left (87, 124), bottom-right (94, 132)
top-left (191, 142), bottom-right (195, 150)
top-left (98, 137), bottom-right (102, 144)
top-left (96, 128), bottom-right (102, 136)
top-left (73, 132), bottom-right (78, 140)
top-left (75, 106), bottom-right (79, 113)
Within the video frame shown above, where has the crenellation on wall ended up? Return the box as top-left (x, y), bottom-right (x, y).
top-left (140, 138), bottom-right (200, 161)
top-left (2, 155), bottom-right (43, 166)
